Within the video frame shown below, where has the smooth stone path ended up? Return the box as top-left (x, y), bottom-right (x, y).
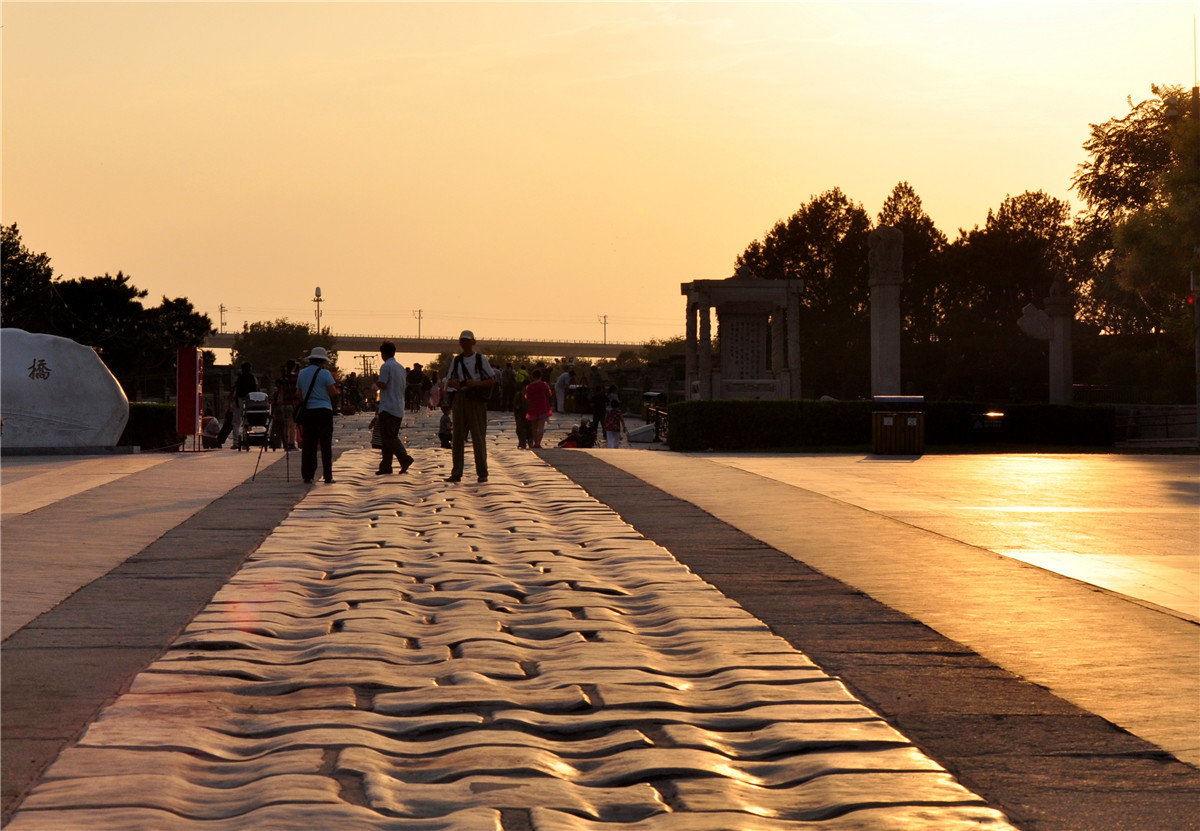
top-left (700, 453), bottom-right (1199, 620)
top-left (1, 449), bottom-right (290, 639)
top-left (6, 446), bottom-right (1016, 830)
top-left (0, 446), bottom-right (312, 822)
top-left (581, 450), bottom-right (1200, 770)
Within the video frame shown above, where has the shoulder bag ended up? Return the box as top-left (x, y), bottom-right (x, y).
top-left (294, 371), bottom-right (320, 427)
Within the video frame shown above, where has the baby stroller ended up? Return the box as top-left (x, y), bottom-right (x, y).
top-left (239, 391), bottom-right (272, 451)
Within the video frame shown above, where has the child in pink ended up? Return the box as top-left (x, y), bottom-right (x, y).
top-left (524, 369), bottom-right (553, 449)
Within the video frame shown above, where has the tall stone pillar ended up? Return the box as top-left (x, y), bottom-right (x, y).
top-left (869, 226), bottom-right (904, 398)
top-left (786, 291), bottom-right (801, 398)
top-left (685, 300), bottom-right (698, 399)
top-left (1044, 294), bottom-right (1073, 405)
top-left (770, 311), bottom-right (785, 375)
top-left (698, 304), bottom-right (713, 400)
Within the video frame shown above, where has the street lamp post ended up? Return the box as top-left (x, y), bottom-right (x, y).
top-left (313, 287), bottom-right (323, 336)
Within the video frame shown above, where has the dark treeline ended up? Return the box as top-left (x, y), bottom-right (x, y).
top-left (732, 84), bottom-right (1198, 404)
top-left (1, 224), bottom-right (213, 399)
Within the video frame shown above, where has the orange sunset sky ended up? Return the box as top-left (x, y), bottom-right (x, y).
top-left (3, 2), bottom-right (1197, 350)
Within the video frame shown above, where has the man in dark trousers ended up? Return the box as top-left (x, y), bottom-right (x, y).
top-left (374, 341), bottom-right (415, 476)
top-left (229, 362), bottom-right (258, 450)
top-left (442, 330), bottom-right (497, 484)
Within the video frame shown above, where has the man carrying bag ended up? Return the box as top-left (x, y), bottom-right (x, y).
top-left (442, 330), bottom-right (496, 484)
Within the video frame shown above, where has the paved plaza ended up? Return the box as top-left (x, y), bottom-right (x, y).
top-left (2, 411), bottom-right (1197, 830)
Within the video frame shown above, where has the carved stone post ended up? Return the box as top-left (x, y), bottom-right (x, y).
top-left (771, 309), bottom-right (787, 397)
top-left (869, 226), bottom-right (904, 397)
top-left (786, 289), bottom-right (801, 398)
top-left (685, 300), bottom-right (698, 400)
top-left (698, 304), bottom-right (713, 400)
top-left (1044, 294), bottom-right (1073, 405)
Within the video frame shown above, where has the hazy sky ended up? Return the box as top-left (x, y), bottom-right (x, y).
top-left (3, 2), bottom-right (1197, 350)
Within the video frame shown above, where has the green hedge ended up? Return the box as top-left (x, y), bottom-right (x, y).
top-left (667, 400), bottom-right (1116, 451)
top-left (118, 403), bottom-right (181, 451)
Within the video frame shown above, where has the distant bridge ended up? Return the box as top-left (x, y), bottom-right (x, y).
top-left (203, 332), bottom-right (643, 359)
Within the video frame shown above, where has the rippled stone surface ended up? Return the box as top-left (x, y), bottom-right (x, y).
top-left (8, 447), bottom-right (1017, 830)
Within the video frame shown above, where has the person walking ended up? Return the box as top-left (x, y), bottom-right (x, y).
top-left (513, 378), bottom-right (532, 449)
top-left (443, 330), bottom-right (497, 483)
top-left (501, 362), bottom-right (517, 410)
top-left (525, 368), bottom-right (553, 449)
top-left (296, 346), bottom-right (340, 484)
top-left (374, 340), bottom-right (415, 476)
top-left (229, 362), bottom-right (258, 449)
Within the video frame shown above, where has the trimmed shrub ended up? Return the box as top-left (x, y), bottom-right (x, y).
top-left (667, 400), bottom-right (1116, 452)
top-left (118, 403), bottom-right (180, 451)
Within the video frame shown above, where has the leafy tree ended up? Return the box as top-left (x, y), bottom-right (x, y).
top-left (735, 188), bottom-right (871, 397)
top-left (932, 191), bottom-right (1077, 398)
top-left (639, 336), bottom-right (686, 364)
top-left (231, 319), bottom-right (337, 379)
top-left (942, 191), bottom-right (1076, 337)
top-left (1072, 84), bottom-right (1196, 333)
top-left (877, 182), bottom-right (948, 340)
top-left (1, 223), bottom-right (57, 332)
top-left (1111, 91), bottom-right (1199, 332)
top-left (1, 227), bottom-right (213, 396)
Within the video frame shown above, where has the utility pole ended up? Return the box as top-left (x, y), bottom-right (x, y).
top-left (413, 309), bottom-right (423, 339)
top-left (1192, 79), bottom-right (1199, 448)
top-left (218, 304), bottom-right (227, 334)
top-left (598, 314), bottom-right (608, 344)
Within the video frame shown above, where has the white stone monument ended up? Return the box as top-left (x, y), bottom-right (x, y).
top-left (1, 328), bottom-right (130, 449)
top-left (681, 272), bottom-right (803, 400)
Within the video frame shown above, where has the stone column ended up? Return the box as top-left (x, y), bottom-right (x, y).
top-left (698, 304), bottom-right (713, 400)
top-left (684, 300), bottom-right (698, 400)
top-left (786, 290), bottom-right (801, 398)
top-left (1044, 294), bottom-right (1073, 405)
top-left (770, 310), bottom-right (785, 376)
top-left (869, 226), bottom-right (904, 398)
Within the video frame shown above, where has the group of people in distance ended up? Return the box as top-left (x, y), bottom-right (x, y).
top-left (222, 330), bottom-right (628, 487)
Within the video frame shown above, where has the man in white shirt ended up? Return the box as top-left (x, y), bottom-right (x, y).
top-left (375, 340), bottom-right (414, 475)
top-left (442, 330), bottom-right (496, 483)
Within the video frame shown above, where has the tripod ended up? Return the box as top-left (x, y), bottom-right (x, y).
top-left (252, 402), bottom-right (291, 482)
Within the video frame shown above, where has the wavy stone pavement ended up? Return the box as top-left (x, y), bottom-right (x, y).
top-left (7, 447), bottom-right (1017, 830)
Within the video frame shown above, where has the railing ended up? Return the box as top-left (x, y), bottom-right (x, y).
top-left (1114, 407), bottom-right (1197, 443)
top-left (204, 332), bottom-right (642, 348)
top-left (647, 404), bottom-right (669, 445)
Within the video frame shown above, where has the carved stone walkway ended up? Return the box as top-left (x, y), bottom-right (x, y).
top-left (7, 447), bottom-right (1015, 830)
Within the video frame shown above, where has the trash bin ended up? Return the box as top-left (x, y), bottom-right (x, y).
top-left (641, 391), bottom-right (664, 422)
top-left (872, 396), bottom-right (925, 455)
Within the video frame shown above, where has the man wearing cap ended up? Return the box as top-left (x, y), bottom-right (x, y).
top-left (442, 330), bottom-right (497, 483)
top-left (374, 340), bottom-right (414, 476)
top-left (296, 346), bottom-right (340, 484)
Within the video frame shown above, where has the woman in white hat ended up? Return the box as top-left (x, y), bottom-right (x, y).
top-left (296, 346), bottom-right (340, 484)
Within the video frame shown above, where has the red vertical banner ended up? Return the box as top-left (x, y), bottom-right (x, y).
top-left (176, 346), bottom-right (202, 435)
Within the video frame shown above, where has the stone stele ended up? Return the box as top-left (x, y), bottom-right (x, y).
top-left (1, 328), bottom-right (129, 448)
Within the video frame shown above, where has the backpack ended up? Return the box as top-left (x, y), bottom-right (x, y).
top-left (604, 407), bottom-right (623, 432)
top-left (450, 353), bottom-right (491, 402)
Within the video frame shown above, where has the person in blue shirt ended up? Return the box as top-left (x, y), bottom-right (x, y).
top-left (296, 346), bottom-right (340, 484)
